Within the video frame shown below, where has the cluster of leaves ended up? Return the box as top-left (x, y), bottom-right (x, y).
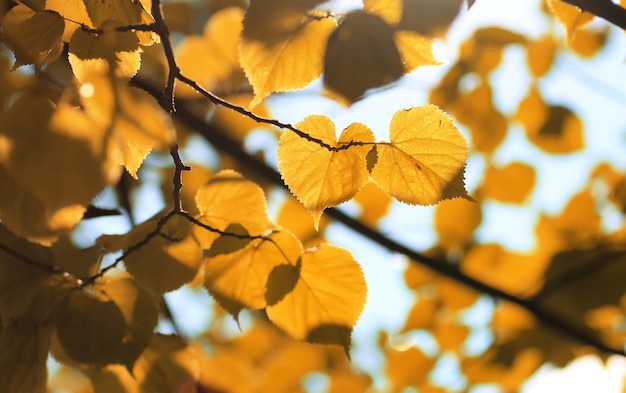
top-left (0, 0), bottom-right (625, 392)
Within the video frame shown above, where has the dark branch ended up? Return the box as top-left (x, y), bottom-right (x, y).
top-left (561, 0), bottom-right (626, 31)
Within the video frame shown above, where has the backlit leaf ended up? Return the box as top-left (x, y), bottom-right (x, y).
top-left (203, 230), bottom-right (302, 317)
top-left (194, 170), bottom-right (272, 247)
top-left (68, 23), bottom-right (141, 82)
top-left (394, 31), bottom-right (441, 72)
top-left (363, 0), bottom-right (402, 25)
top-left (53, 289), bottom-right (128, 365)
top-left (1, 6), bottom-right (64, 67)
top-left (0, 320), bottom-right (51, 393)
top-left (277, 116), bottom-right (375, 228)
top-left (266, 243), bottom-right (367, 353)
top-left (371, 105), bottom-right (471, 204)
top-left (353, 182), bottom-right (393, 227)
top-left (526, 35), bottom-right (557, 78)
top-left (547, 0), bottom-right (594, 43)
top-left (324, 11), bottom-right (403, 104)
top-left (175, 7), bottom-right (244, 97)
top-left (132, 334), bottom-right (202, 393)
top-left (45, 0), bottom-right (93, 41)
top-left (481, 162), bottom-right (536, 204)
top-left (401, 298), bottom-right (437, 331)
top-left (571, 27), bottom-right (608, 58)
top-left (277, 195), bottom-right (329, 247)
top-left (240, 4), bottom-right (336, 107)
top-left (120, 215), bottom-right (204, 296)
top-left (83, 0), bottom-right (142, 27)
top-left (78, 74), bottom-right (176, 178)
top-left (98, 276), bottom-right (159, 367)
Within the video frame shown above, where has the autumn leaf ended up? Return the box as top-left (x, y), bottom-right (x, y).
top-left (0, 320), bottom-right (51, 393)
top-left (481, 162), bottom-right (536, 204)
top-left (526, 35), bottom-right (557, 78)
top-left (45, 0), bottom-right (93, 41)
top-left (0, 6), bottom-right (64, 67)
top-left (386, 346), bottom-right (436, 389)
top-left (434, 197), bottom-right (482, 250)
top-left (203, 229), bottom-right (303, 318)
top-left (277, 116), bottom-right (375, 228)
top-left (324, 11), bottom-right (403, 104)
top-left (53, 289), bottom-right (128, 365)
top-left (396, 0), bottom-right (464, 36)
top-left (371, 105), bottom-right (471, 205)
top-left (194, 170), bottom-right (272, 248)
top-left (266, 243), bottom-right (367, 353)
top-left (240, 0), bottom-right (336, 107)
top-left (82, 0), bottom-right (142, 28)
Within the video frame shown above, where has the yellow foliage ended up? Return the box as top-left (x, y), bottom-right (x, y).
top-left (277, 116), bottom-right (375, 228)
top-left (481, 162), bottom-right (536, 204)
top-left (266, 243), bottom-right (367, 353)
top-left (240, 6), bottom-right (336, 107)
top-left (371, 105), bottom-right (471, 205)
top-left (526, 35), bottom-right (557, 77)
top-left (385, 346), bottom-right (436, 390)
top-left (434, 197), bottom-right (482, 250)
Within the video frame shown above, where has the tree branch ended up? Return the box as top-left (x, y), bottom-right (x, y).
top-left (131, 78), bottom-right (624, 357)
top-left (561, 0), bottom-right (626, 31)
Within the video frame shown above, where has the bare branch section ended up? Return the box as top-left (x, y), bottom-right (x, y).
top-left (131, 75), bottom-right (625, 357)
top-left (562, 0), bottom-right (626, 31)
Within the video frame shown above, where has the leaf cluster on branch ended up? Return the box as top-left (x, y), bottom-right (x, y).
top-left (0, 0), bottom-right (625, 392)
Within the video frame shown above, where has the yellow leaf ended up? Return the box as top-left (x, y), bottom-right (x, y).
top-left (371, 105), bottom-right (471, 205)
top-left (68, 24), bottom-right (141, 82)
top-left (79, 74), bottom-right (176, 178)
top-left (0, 320), bottom-right (51, 393)
top-left (324, 11), bottom-right (403, 104)
top-left (547, 0), bottom-right (594, 43)
top-left (1, 6), bottom-right (64, 67)
top-left (132, 334), bottom-right (201, 393)
top-left (386, 346), bottom-right (436, 389)
top-left (396, 0), bottom-right (464, 36)
top-left (481, 162), bottom-right (536, 204)
top-left (120, 215), bottom-right (204, 296)
top-left (98, 276), bottom-right (159, 367)
top-left (277, 117), bottom-right (375, 228)
top-left (240, 11), bottom-right (336, 107)
top-left (0, 93), bottom-right (106, 207)
top-left (571, 27), bottom-right (608, 58)
top-left (266, 243), bottom-right (367, 353)
top-left (327, 372), bottom-right (372, 393)
top-left (194, 170), bottom-right (272, 247)
top-left (462, 348), bottom-right (542, 392)
top-left (82, 0), bottom-right (142, 27)
top-left (53, 290), bottom-right (128, 365)
top-left (209, 93), bottom-right (274, 143)
top-left (46, 0), bottom-right (93, 42)
top-left (394, 30), bottom-right (441, 73)
top-left (277, 195), bottom-right (329, 247)
top-left (516, 87), bottom-right (584, 153)
top-left (84, 365), bottom-right (139, 393)
top-left (401, 298), bottom-right (437, 331)
top-left (363, 0), bottom-right (402, 25)
top-left (258, 342), bottom-right (326, 392)
top-left (203, 230), bottom-right (303, 317)
top-left (433, 321), bottom-right (469, 352)
top-left (175, 7), bottom-right (244, 98)
top-left (434, 276), bottom-right (479, 310)
top-left (434, 197), bottom-right (482, 250)
top-left (461, 244), bottom-right (549, 296)
top-left (526, 35), bottom-right (557, 78)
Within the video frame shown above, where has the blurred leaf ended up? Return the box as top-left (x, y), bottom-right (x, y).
top-left (394, 31), bottom-right (441, 72)
top-left (266, 244), bottom-right (367, 353)
top-left (82, 0), bottom-right (142, 27)
top-left (396, 0), bottom-right (463, 36)
top-left (175, 7), bottom-right (244, 97)
top-left (0, 320), bottom-right (51, 393)
top-left (434, 198), bottom-right (482, 250)
top-left (277, 116), bottom-right (375, 228)
top-left (371, 105), bottom-right (471, 205)
top-left (353, 182), bottom-right (393, 227)
top-left (53, 289), bottom-right (128, 365)
top-left (46, 0), bottom-right (93, 41)
top-left (386, 346), bottom-right (436, 390)
top-left (324, 11), bottom-right (403, 104)
top-left (481, 162), bottom-right (536, 204)
top-left (516, 87), bottom-right (584, 153)
top-left (571, 27), bottom-right (608, 57)
top-left (526, 35), bottom-right (557, 77)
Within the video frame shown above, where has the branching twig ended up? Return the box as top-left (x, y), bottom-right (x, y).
top-left (170, 145), bottom-right (191, 212)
